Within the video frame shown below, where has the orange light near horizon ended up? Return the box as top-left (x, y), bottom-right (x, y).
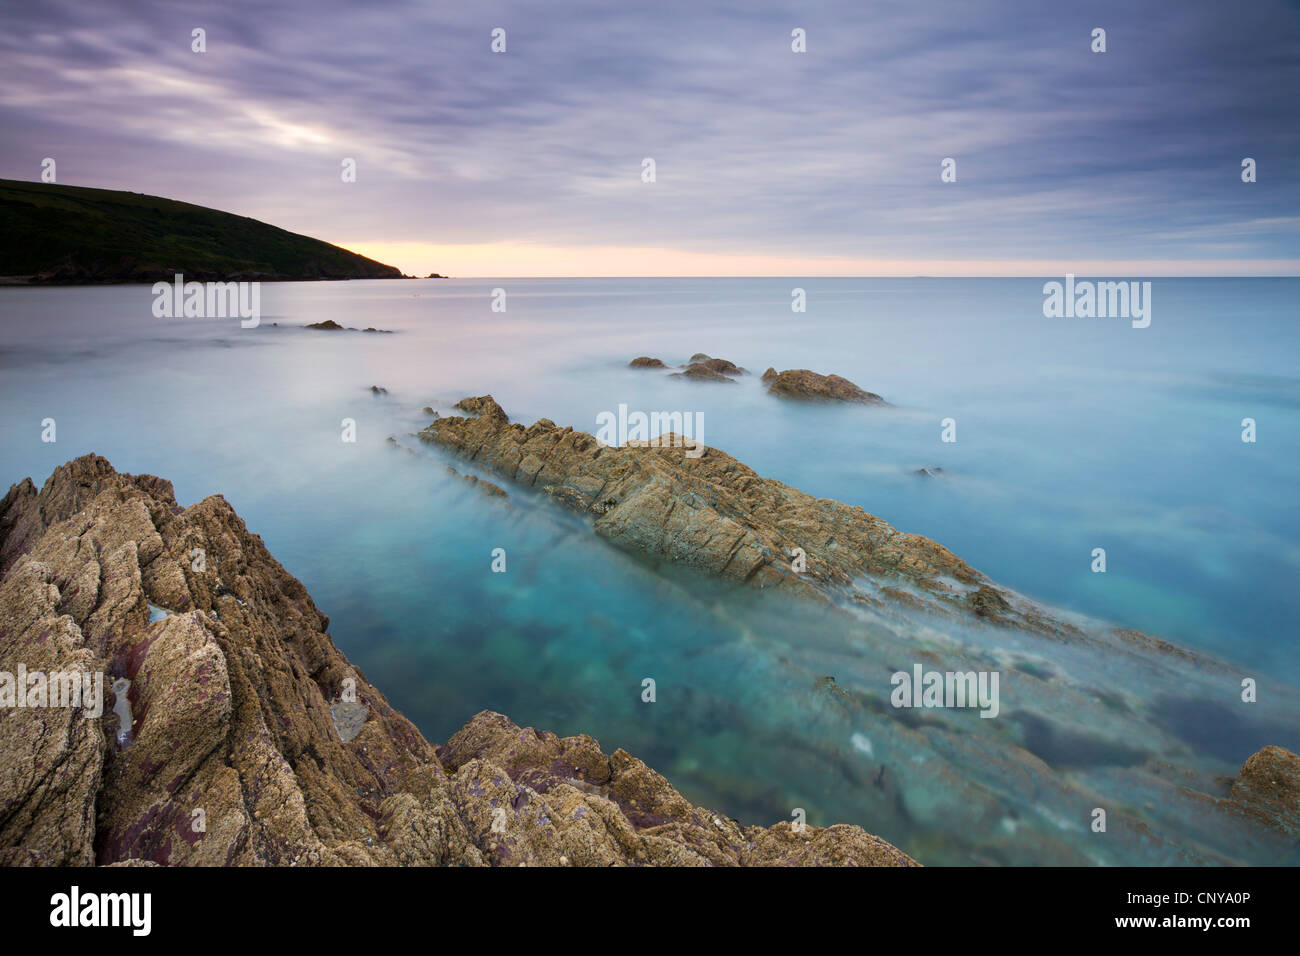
top-left (341, 241), bottom-right (1300, 279)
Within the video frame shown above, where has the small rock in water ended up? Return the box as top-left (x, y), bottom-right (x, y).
top-left (764, 368), bottom-right (887, 404)
top-left (671, 363), bottom-right (737, 383)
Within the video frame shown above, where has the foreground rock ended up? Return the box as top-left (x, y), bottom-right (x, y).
top-left (762, 368), bottom-right (887, 405)
top-left (0, 455), bottom-right (910, 866)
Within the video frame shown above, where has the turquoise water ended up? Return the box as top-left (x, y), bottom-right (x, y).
top-left (1, 277), bottom-right (1297, 864)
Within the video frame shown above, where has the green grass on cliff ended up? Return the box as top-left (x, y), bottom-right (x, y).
top-left (0, 178), bottom-right (404, 282)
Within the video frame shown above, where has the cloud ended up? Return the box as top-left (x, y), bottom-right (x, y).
top-left (1, 0), bottom-right (1297, 274)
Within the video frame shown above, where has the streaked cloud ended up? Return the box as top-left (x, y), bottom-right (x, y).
top-left (1, 0), bottom-right (1296, 275)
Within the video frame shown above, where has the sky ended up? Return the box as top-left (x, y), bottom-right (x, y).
top-left (1, 0), bottom-right (1298, 277)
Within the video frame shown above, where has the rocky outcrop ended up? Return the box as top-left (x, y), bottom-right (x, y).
top-left (1225, 745), bottom-right (1300, 840)
top-left (763, 368), bottom-right (887, 405)
top-left (628, 357), bottom-right (667, 369)
top-left (419, 396), bottom-right (1068, 633)
top-left (0, 455), bottom-right (911, 867)
top-left (438, 711), bottom-right (914, 866)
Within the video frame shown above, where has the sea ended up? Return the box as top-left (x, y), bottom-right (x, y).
top-left (1, 276), bottom-right (1297, 865)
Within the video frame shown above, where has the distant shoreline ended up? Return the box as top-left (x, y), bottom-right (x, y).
top-left (0, 273), bottom-right (418, 287)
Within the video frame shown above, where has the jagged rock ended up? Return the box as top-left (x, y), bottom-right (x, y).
top-left (453, 395), bottom-right (508, 423)
top-left (0, 455), bottom-right (908, 867)
top-left (968, 585), bottom-right (1013, 624)
top-left (438, 711), bottom-right (916, 866)
top-left (764, 368), bottom-right (887, 405)
top-left (419, 396), bottom-right (1056, 628)
top-left (629, 357), bottom-right (667, 369)
top-left (1226, 745), bottom-right (1300, 840)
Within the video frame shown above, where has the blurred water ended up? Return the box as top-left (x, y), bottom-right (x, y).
top-left (1, 277), bottom-right (1297, 865)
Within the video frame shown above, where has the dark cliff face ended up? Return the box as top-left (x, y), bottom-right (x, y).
top-left (0, 455), bottom-right (917, 866)
top-left (0, 179), bottom-right (404, 283)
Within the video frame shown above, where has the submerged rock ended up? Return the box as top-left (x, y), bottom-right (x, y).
top-left (370, 385), bottom-right (388, 395)
top-left (445, 465), bottom-right (509, 499)
top-left (764, 368), bottom-right (887, 405)
top-left (0, 455), bottom-right (907, 866)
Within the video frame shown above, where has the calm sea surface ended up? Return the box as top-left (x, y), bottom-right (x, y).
top-left (2, 277), bottom-right (1297, 864)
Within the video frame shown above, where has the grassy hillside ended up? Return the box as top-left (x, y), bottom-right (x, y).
top-left (0, 179), bottom-right (404, 283)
